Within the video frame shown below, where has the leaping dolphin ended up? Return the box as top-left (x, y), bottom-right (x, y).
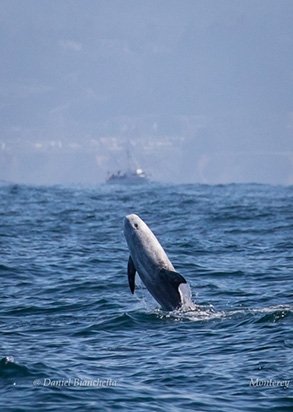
top-left (124, 214), bottom-right (191, 311)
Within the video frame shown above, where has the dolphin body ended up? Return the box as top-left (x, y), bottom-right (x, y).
top-left (123, 214), bottom-right (189, 311)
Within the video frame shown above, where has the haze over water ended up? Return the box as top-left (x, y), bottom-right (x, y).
top-left (0, 0), bottom-right (293, 185)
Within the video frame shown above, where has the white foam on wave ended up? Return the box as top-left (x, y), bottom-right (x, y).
top-left (247, 304), bottom-right (293, 314)
top-left (132, 281), bottom-right (293, 322)
top-left (166, 303), bottom-right (293, 322)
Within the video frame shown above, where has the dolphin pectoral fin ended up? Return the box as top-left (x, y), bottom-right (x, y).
top-left (158, 268), bottom-right (187, 288)
top-left (127, 255), bottom-right (136, 294)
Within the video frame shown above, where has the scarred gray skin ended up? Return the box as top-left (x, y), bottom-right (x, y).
top-left (124, 214), bottom-right (187, 310)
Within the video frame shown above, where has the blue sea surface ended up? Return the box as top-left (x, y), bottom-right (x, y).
top-left (0, 182), bottom-right (292, 411)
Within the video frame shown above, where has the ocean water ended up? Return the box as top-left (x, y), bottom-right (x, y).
top-left (0, 182), bottom-right (292, 412)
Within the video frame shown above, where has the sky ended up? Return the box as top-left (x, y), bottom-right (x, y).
top-left (0, 0), bottom-right (292, 185)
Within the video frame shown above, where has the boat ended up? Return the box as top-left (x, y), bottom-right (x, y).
top-left (106, 168), bottom-right (149, 185)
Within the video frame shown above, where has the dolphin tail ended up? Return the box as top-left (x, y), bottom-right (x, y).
top-left (127, 255), bottom-right (136, 294)
top-left (158, 268), bottom-right (187, 309)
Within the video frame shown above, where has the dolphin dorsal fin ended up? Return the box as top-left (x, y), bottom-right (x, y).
top-left (158, 268), bottom-right (187, 289)
top-left (127, 255), bottom-right (136, 294)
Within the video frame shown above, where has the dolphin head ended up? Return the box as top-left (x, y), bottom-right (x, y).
top-left (124, 214), bottom-right (148, 260)
top-left (124, 213), bottom-right (160, 251)
top-left (124, 213), bottom-right (141, 230)
top-left (124, 213), bottom-right (170, 264)
top-left (124, 214), bottom-right (144, 241)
